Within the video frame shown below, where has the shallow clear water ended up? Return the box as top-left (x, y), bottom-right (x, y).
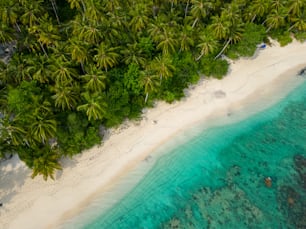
top-left (79, 78), bottom-right (306, 229)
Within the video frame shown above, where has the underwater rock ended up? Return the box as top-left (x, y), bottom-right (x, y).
top-left (278, 185), bottom-right (306, 229)
top-left (293, 154), bottom-right (306, 190)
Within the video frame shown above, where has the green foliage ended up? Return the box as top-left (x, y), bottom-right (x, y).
top-left (294, 32), bottom-right (306, 41)
top-left (18, 144), bottom-right (62, 181)
top-left (30, 146), bottom-right (62, 181)
top-left (83, 126), bottom-right (101, 149)
top-left (7, 81), bottom-right (41, 114)
top-left (200, 57), bottom-right (229, 79)
top-left (56, 112), bottom-right (100, 157)
top-left (227, 23), bottom-right (266, 59)
top-left (1, 0), bottom-right (305, 180)
top-left (123, 63), bottom-right (142, 95)
top-left (270, 30), bottom-right (293, 46)
top-left (105, 81), bottom-right (131, 127)
top-left (157, 53), bottom-right (200, 102)
top-left (138, 37), bottom-right (155, 58)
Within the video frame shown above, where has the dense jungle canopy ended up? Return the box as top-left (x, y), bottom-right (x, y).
top-left (0, 0), bottom-right (305, 180)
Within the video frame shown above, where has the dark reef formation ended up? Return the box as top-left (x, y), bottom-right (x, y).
top-left (277, 154), bottom-right (306, 229)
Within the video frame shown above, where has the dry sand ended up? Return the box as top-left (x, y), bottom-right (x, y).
top-left (1, 39), bottom-right (306, 229)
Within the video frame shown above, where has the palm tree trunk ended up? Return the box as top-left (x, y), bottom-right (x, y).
top-left (215, 39), bottom-right (231, 60)
top-left (195, 52), bottom-right (204, 61)
top-left (185, 0), bottom-right (190, 18)
top-left (50, 0), bottom-right (60, 25)
top-left (192, 18), bottom-right (198, 28)
top-left (80, 61), bottom-right (85, 74)
top-left (15, 22), bottom-right (21, 33)
top-left (145, 92), bottom-right (149, 103)
top-left (81, 0), bottom-right (86, 13)
top-left (266, 26), bottom-right (272, 33)
top-left (39, 41), bottom-right (48, 57)
top-left (288, 24), bottom-right (295, 31)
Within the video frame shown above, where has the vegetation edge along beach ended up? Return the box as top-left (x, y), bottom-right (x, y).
top-left (0, 0), bottom-right (306, 228)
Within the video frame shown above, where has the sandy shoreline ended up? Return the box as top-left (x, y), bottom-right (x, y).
top-left (1, 40), bottom-right (306, 229)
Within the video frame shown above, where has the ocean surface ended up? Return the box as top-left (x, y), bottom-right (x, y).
top-left (63, 75), bottom-right (306, 229)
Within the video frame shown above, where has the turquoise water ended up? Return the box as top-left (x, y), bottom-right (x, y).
top-left (81, 78), bottom-right (306, 229)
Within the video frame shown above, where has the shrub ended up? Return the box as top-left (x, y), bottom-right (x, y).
top-left (227, 23), bottom-right (266, 59)
top-left (200, 57), bottom-right (229, 79)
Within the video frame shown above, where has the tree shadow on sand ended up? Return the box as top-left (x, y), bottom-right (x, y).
top-left (0, 155), bottom-right (31, 211)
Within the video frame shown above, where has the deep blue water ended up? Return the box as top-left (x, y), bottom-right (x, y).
top-left (80, 78), bottom-right (306, 229)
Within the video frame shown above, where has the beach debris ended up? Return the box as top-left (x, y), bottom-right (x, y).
top-left (214, 90), bottom-right (226, 99)
top-left (264, 177), bottom-right (272, 188)
top-left (298, 67), bottom-right (306, 76)
top-left (257, 43), bottom-right (266, 49)
top-left (144, 155), bottom-right (152, 162)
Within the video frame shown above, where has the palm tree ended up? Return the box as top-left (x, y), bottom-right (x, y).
top-left (103, 0), bottom-right (120, 12)
top-left (30, 117), bottom-right (57, 144)
top-left (50, 56), bottom-right (78, 85)
top-left (140, 69), bottom-right (159, 103)
top-left (148, 18), bottom-right (167, 43)
top-left (209, 15), bottom-right (230, 40)
top-left (51, 83), bottom-right (79, 110)
top-left (20, 1), bottom-right (44, 27)
top-left (221, 3), bottom-right (241, 26)
top-left (288, 0), bottom-right (305, 17)
top-left (0, 23), bottom-right (14, 43)
top-left (94, 42), bottom-right (120, 72)
top-left (26, 54), bottom-right (51, 83)
top-left (100, 21), bottom-right (120, 45)
top-left (0, 114), bottom-right (26, 146)
top-left (0, 0), bottom-right (21, 32)
top-left (121, 43), bottom-right (146, 66)
top-left (28, 15), bottom-right (61, 56)
top-left (82, 66), bottom-right (106, 93)
top-left (288, 12), bottom-right (306, 31)
top-left (84, 4), bottom-right (101, 23)
top-left (77, 92), bottom-right (107, 121)
top-left (79, 22), bottom-right (102, 45)
top-left (67, 0), bottom-right (86, 13)
top-left (215, 22), bottom-right (244, 59)
top-left (106, 11), bottom-right (126, 29)
top-left (66, 38), bottom-right (89, 73)
top-left (179, 25), bottom-right (194, 52)
top-left (271, 0), bottom-right (286, 11)
top-left (156, 30), bottom-right (178, 55)
top-left (0, 54), bottom-right (32, 85)
top-left (128, 4), bottom-right (150, 33)
top-left (151, 54), bottom-right (175, 82)
top-left (247, 0), bottom-right (270, 23)
top-left (31, 146), bottom-right (62, 181)
top-left (190, 0), bottom-right (214, 28)
top-left (265, 8), bottom-right (287, 32)
top-left (196, 33), bottom-right (218, 61)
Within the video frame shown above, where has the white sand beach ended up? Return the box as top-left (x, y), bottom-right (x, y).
top-left (1, 39), bottom-right (306, 229)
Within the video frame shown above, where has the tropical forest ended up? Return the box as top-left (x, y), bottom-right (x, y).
top-left (0, 0), bottom-right (305, 180)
